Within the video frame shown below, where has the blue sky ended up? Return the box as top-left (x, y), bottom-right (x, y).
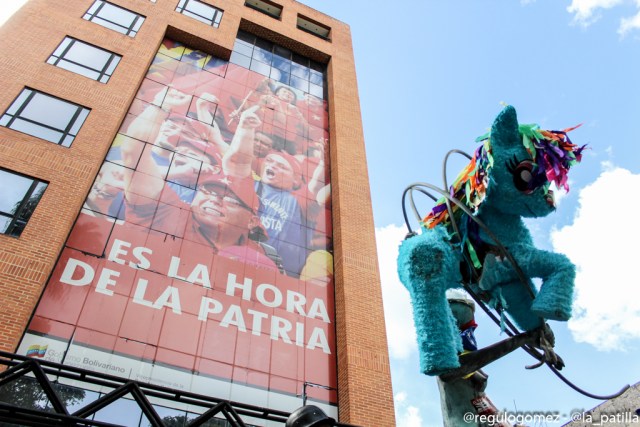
top-left (3, 1), bottom-right (640, 426)
top-left (294, 1), bottom-right (640, 426)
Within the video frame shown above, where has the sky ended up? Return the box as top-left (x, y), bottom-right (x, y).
top-left (2, 1), bottom-right (640, 426)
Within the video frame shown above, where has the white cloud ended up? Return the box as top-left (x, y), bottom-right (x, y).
top-left (551, 181), bottom-right (569, 206)
top-left (551, 166), bottom-right (640, 349)
top-left (376, 224), bottom-right (418, 360)
top-left (567, 0), bottom-right (624, 27)
top-left (618, 9), bottom-right (640, 36)
top-left (0, 0), bottom-right (27, 26)
top-left (566, 0), bottom-right (640, 36)
top-left (395, 392), bottom-right (424, 427)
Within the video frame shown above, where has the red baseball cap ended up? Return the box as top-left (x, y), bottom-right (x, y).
top-left (266, 151), bottom-right (303, 182)
top-left (197, 171), bottom-right (258, 213)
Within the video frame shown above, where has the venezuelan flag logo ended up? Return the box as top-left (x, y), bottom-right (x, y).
top-left (26, 344), bottom-right (48, 358)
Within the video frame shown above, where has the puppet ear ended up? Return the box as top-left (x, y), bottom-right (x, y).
top-left (490, 105), bottom-right (520, 150)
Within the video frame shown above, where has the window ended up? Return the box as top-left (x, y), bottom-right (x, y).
top-left (176, 0), bottom-right (223, 28)
top-left (83, 0), bottom-right (145, 37)
top-left (244, 0), bottom-right (282, 19)
top-left (0, 88), bottom-right (90, 147)
top-left (0, 169), bottom-right (48, 237)
top-left (47, 37), bottom-right (122, 83)
top-left (297, 15), bottom-right (330, 40)
top-left (230, 31), bottom-right (326, 99)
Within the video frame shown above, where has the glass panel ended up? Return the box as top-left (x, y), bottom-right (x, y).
top-left (0, 170), bottom-right (32, 213)
top-left (65, 40), bottom-right (112, 68)
top-left (183, 0), bottom-right (218, 22)
top-left (142, 405), bottom-right (187, 426)
top-left (62, 135), bottom-right (75, 147)
top-left (10, 118), bottom-right (64, 144)
top-left (289, 75), bottom-right (308, 92)
top-left (0, 170), bottom-right (47, 237)
top-left (255, 38), bottom-right (272, 52)
top-left (270, 67), bottom-right (288, 84)
top-left (51, 385), bottom-right (98, 414)
top-left (1, 89), bottom-right (89, 145)
top-left (273, 45), bottom-right (291, 60)
top-left (229, 51), bottom-right (251, 68)
top-left (252, 47), bottom-right (272, 64)
top-left (132, 16), bottom-right (144, 33)
top-left (309, 70), bottom-right (323, 86)
top-left (57, 60), bottom-right (102, 80)
top-left (21, 92), bottom-right (79, 130)
top-left (23, 182), bottom-right (48, 215)
top-left (70, 108), bottom-right (91, 135)
top-left (237, 30), bottom-right (255, 45)
top-left (105, 55), bottom-right (121, 76)
top-left (0, 377), bottom-right (51, 411)
top-left (85, 0), bottom-right (101, 16)
top-left (249, 59), bottom-right (270, 77)
top-left (6, 89), bottom-right (32, 115)
top-left (182, 10), bottom-right (213, 26)
top-left (96, 3), bottom-right (137, 28)
top-left (292, 53), bottom-right (309, 68)
top-left (85, 1), bottom-right (144, 37)
top-left (92, 16), bottom-right (130, 34)
top-left (272, 55), bottom-right (290, 73)
top-left (309, 83), bottom-right (323, 99)
top-left (310, 60), bottom-right (324, 73)
top-left (0, 216), bottom-right (10, 233)
top-left (233, 41), bottom-right (253, 57)
top-left (93, 395), bottom-right (143, 425)
top-left (10, 187), bottom-right (46, 237)
top-left (51, 38), bottom-right (73, 59)
top-left (290, 63), bottom-right (309, 80)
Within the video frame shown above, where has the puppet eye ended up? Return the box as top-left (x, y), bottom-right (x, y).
top-left (508, 159), bottom-right (536, 193)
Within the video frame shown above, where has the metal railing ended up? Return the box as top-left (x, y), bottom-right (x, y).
top-left (0, 350), bottom-right (291, 427)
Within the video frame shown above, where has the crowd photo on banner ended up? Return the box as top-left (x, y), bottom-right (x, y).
top-left (19, 37), bottom-right (338, 413)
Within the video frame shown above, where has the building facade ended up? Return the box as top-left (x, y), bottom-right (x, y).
top-left (0, 0), bottom-right (394, 425)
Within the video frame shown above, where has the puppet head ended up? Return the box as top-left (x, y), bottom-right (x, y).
top-left (480, 106), bottom-right (584, 218)
top-left (422, 106), bottom-right (584, 256)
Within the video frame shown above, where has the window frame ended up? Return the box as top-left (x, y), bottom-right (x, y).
top-left (0, 168), bottom-right (48, 238)
top-left (296, 14), bottom-right (331, 40)
top-left (47, 37), bottom-right (122, 83)
top-left (244, 0), bottom-right (282, 19)
top-left (83, 0), bottom-right (145, 37)
top-left (176, 0), bottom-right (224, 28)
top-left (0, 88), bottom-right (91, 147)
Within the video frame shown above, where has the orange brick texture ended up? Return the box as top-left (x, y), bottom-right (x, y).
top-left (0, 0), bottom-right (395, 425)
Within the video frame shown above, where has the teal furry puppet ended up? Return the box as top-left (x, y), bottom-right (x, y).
top-left (397, 105), bottom-right (584, 376)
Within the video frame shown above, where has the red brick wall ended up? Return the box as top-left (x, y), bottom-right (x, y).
top-left (0, 0), bottom-right (394, 424)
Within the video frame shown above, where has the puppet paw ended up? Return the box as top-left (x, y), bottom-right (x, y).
top-left (531, 296), bottom-right (571, 321)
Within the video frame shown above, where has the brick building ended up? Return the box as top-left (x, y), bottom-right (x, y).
top-left (0, 0), bottom-right (394, 425)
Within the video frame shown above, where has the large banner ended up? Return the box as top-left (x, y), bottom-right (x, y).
top-left (19, 38), bottom-right (335, 419)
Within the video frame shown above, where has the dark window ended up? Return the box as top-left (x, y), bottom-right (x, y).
top-left (244, 0), bottom-right (282, 19)
top-left (83, 0), bottom-right (145, 37)
top-left (0, 88), bottom-right (90, 147)
top-left (176, 0), bottom-right (223, 28)
top-left (231, 31), bottom-right (327, 99)
top-left (0, 169), bottom-right (48, 237)
top-left (296, 14), bottom-right (330, 40)
top-left (47, 37), bottom-right (122, 83)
